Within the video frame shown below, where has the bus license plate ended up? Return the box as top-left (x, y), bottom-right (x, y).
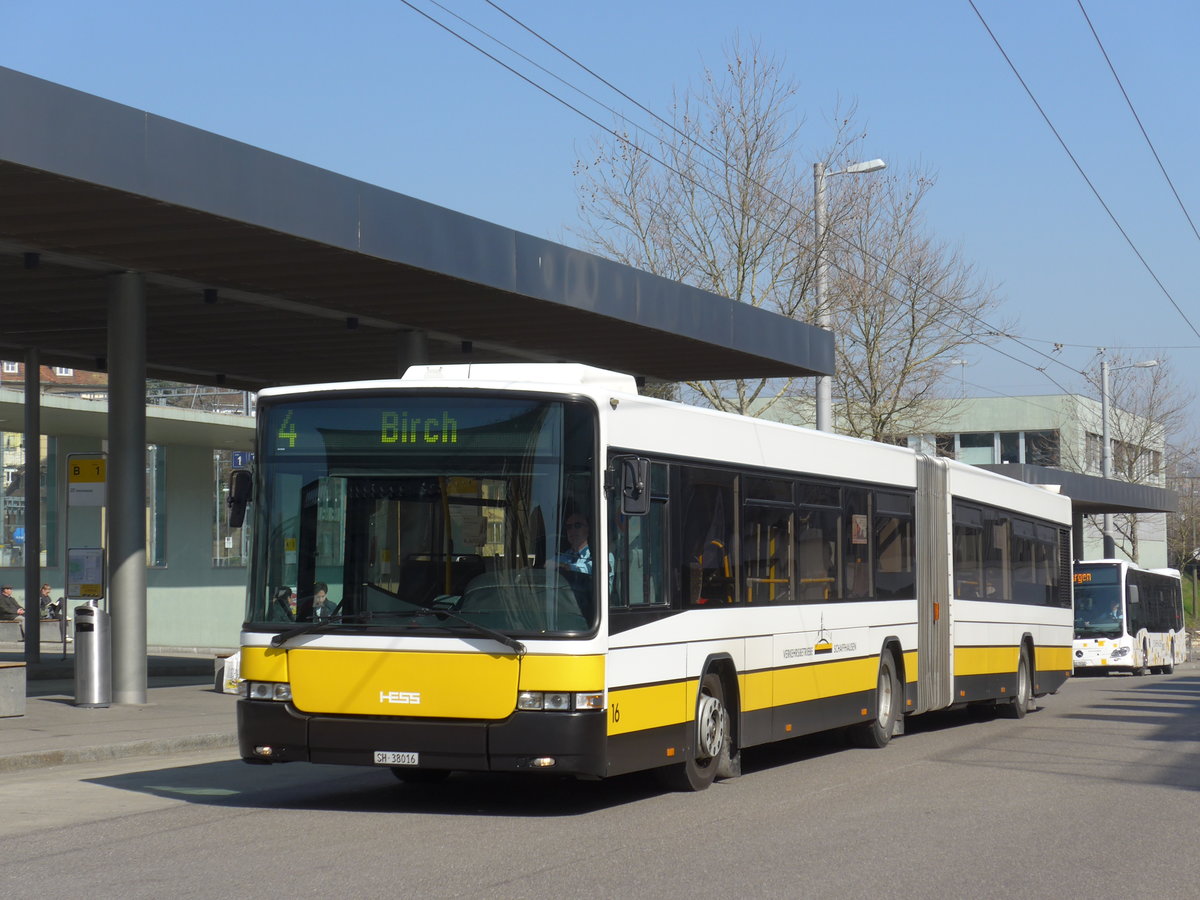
top-left (374, 751), bottom-right (419, 766)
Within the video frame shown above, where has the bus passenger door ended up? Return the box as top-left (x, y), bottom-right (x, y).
top-left (914, 456), bottom-right (953, 713)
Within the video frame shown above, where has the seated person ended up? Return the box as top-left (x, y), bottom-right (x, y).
top-left (0, 584), bottom-right (24, 638)
top-left (550, 515), bottom-right (594, 575)
top-left (271, 586), bottom-right (296, 621)
top-left (38, 583), bottom-right (63, 619)
top-left (312, 582), bottom-right (335, 620)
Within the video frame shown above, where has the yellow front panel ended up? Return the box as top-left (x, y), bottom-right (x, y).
top-left (519, 654), bottom-right (605, 691)
top-left (607, 680), bottom-right (693, 736)
top-left (955, 645), bottom-right (1018, 677)
top-left (288, 649), bottom-right (519, 719)
top-left (240, 646), bottom-right (288, 682)
top-left (1035, 645), bottom-right (1072, 672)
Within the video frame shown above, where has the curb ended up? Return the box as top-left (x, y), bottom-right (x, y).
top-left (0, 732), bottom-right (238, 774)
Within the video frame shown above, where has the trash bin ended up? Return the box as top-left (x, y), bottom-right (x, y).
top-left (74, 603), bottom-right (111, 708)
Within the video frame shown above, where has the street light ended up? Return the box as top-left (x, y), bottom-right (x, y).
top-left (1100, 357), bottom-right (1159, 558)
top-left (814, 158), bottom-right (886, 432)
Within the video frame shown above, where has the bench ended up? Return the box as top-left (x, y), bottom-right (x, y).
top-left (0, 618), bottom-right (69, 642)
top-left (0, 661), bottom-right (26, 717)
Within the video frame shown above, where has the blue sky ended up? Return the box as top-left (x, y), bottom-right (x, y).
top-left (4, 0), bottom-right (1198, 410)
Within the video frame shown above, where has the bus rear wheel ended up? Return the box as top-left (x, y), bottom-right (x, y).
top-left (999, 646), bottom-right (1032, 719)
top-left (656, 672), bottom-right (733, 792)
top-left (849, 653), bottom-right (901, 748)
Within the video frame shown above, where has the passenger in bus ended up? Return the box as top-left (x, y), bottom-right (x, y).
top-left (312, 582), bottom-right (335, 620)
top-left (271, 586), bottom-right (296, 621)
top-left (1107, 600), bottom-right (1122, 620)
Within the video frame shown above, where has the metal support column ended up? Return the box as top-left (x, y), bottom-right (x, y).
top-left (398, 329), bottom-right (429, 375)
top-left (108, 271), bottom-right (147, 705)
top-left (23, 347), bottom-right (41, 663)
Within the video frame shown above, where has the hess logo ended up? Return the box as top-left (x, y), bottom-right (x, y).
top-left (379, 690), bottom-right (421, 705)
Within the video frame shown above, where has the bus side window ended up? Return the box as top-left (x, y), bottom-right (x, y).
top-left (609, 462), bottom-right (668, 608)
top-left (681, 470), bottom-right (735, 606)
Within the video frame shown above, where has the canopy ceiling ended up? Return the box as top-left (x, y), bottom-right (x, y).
top-left (0, 66), bottom-right (832, 392)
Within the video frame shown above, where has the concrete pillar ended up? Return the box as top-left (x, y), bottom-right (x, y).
top-left (107, 272), bottom-right (147, 705)
top-left (23, 348), bottom-right (40, 663)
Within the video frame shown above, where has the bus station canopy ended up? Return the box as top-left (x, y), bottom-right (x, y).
top-left (0, 66), bottom-right (832, 392)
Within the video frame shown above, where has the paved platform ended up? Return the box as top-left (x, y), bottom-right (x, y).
top-left (0, 642), bottom-right (239, 773)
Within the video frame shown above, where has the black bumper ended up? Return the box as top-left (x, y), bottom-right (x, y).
top-left (238, 700), bottom-right (607, 777)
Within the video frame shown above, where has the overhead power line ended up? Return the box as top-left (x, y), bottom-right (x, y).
top-left (1076, 0), bottom-right (1200, 245)
top-left (969, 0), bottom-right (1200, 343)
top-left (401, 0), bottom-right (1083, 392)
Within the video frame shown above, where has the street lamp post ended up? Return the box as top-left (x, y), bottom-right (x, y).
top-left (1099, 357), bottom-right (1158, 558)
top-left (813, 158), bottom-right (886, 432)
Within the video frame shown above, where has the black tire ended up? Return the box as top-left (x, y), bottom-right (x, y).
top-left (849, 653), bottom-right (901, 748)
top-left (390, 768), bottom-right (450, 785)
top-left (1133, 642), bottom-right (1150, 676)
top-left (1163, 640), bottom-right (1175, 675)
top-left (999, 646), bottom-right (1032, 719)
top-left (656, 672), bottom-right (732, 792)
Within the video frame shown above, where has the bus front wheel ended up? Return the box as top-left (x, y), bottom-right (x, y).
top-left (656, 672), bottom-right (733, 792)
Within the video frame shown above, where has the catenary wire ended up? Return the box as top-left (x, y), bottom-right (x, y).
top-left (1076, 0), bottom-right (1200, 245)
top-left (969, 0), bottom-right (1200, 343)
top-left (405, 1), bottom-right (1087, 390)
top-left (479, 0), bottom-right (1085, 382)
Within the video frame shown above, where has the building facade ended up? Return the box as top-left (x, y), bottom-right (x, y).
top-left (901, 394), bottom-right (1167, 567)
top-left (0, 367), bottom-right (254, 650)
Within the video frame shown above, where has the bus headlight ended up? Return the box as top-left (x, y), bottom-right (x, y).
top-left (517, 691), bottom-right (604, 711)
top-left (1110, 647), bottom-right (1129, 659)
top-left (242, 681), bottom-right (292, 701)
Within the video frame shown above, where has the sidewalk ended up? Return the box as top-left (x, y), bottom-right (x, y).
top-left (0, 641), bottom-right (239, 773)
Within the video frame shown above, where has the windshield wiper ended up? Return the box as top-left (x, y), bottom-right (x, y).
top-left (428, 608), bottom-right (527, 657)
top-left (269, 608), bottom-right (526, 657)
top-left (270, 614), bottom-right (355, 647)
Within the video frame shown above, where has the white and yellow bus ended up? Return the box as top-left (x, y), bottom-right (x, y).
top-left (1072, 560), bottom-right (1187, 675)
top-left (234, 364), bottom-right (1073, 790)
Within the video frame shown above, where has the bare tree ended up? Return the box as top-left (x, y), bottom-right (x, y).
top-left (812, 165), bottom-right (1007, 440)
top-left (573, 37), bottom-right (858, 413)
top-left (573, 37), bottom-right (1004, 426)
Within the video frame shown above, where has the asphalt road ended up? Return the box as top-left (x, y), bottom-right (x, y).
top-left (3, 663), bottom-right (1198, 900)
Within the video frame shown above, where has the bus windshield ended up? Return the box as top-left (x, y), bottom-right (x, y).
top-left (1073, 564), bottom-right (1124, 638)
top-left (246, 393), bottom-right (599, 637)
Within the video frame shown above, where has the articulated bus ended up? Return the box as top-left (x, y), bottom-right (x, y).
top-left (1072, 560), bottom-right (1187, 675)
top-left (233, 364), bottom-right (1073, 790)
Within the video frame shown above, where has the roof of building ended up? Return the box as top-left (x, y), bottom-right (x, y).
top-left (0, 66), bottom-right (832, 392)
top-left (980, 464), bottom-right (1177, 515)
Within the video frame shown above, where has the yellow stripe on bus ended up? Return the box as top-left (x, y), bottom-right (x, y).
top-left (954, 645), bottom-right (1018, 676)
top-left (1034, 644), bottom-right (1072, 672)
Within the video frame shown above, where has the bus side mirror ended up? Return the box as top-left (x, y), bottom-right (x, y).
top-left (228, 468), bottom-right (252, 528)
top-left (619, 457), bottom-right (651, 516)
